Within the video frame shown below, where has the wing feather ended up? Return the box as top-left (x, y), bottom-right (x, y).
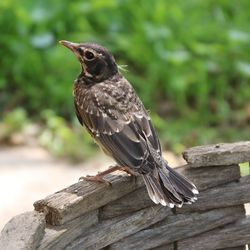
top-left (74, 81), bottom-right (161, 173)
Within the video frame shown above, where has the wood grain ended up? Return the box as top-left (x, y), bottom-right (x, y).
top-left (38, 210), bottom-right (98, 250)
top-left (100, 164), bottom-right (240, 220)
top-left (221, 247), bottom-right (247, 250)
top-left (178, 216), bottom-right (250, 250)
top-left (67, 205), bottom-right (172, 250)
top-left (177, 164), bottom-right (241, 190)
top-left (151, 244), bottom-right (174, 250)
top-left (109, 206), bottom-right (245, 250)
top-left (176, 175), bottom-right (250, 213)
top-left (34, 172), bottom-right (144, 225)
top-left (2, 141), bottom-right (249, 250)
top-left (183, 141), bottom-right (250, 167)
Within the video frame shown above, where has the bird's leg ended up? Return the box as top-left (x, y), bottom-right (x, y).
top-left (79, 165), bottom-right (136, 186)
top-left (117, 166), bottom-right (137, 176)
top-left (79, 174), bottom-right (112, 186)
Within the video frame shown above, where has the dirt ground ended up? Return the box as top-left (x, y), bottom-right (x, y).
top-left (0, 145), bottom-right (249, 231)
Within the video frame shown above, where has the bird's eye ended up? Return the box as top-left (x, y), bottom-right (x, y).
top-left (84, 50), bottom-right (95, 60)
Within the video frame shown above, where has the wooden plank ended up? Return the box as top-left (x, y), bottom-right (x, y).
top-left (151, 244), bottom-right (174, 250)
top-left (109, 206), bottom-right (245, 250)
top-left (183, 141), bottom-right (250, 167)
top-left (221, 247), bottom-right (246, 250)
top-left (100, 164), bottom-right (240, 220)
top-left (0, 211), bottom-right (46, 250)
top-left (100, 187), bottom-right (151, 220)
top-left (66, 205), bottom-right (172, 250)
top-left (177, 164), bottom-right (240, 191)
top-left (38, 210), bottom-right (98, 250)
top-left (178, 216), bottom-right (250, 250)
top-left (108, 164), bottom-right (241, 218)
top-left (34, 172), bottom-right (144, 225)
top-left (33, 160), bottom-right (241, 225)
top-left (100, 165), bottom-right (240, 219)
top-left (176, 175), bottom-right (250, 213)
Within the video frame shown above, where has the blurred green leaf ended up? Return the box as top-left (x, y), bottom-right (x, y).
top-left (0, 0), bottom-right (249, 154)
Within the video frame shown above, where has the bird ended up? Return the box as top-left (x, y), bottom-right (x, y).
top-left (59, 40), bottom-right (198, 208)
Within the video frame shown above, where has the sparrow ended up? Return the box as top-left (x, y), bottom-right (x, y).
top-left (59, 40), bottom-right (198, 208)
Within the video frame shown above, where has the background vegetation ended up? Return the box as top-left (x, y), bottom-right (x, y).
top-left (1, 0), bottom-right (250, 160)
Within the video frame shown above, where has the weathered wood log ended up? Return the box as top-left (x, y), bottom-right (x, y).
top-left (177, 216), bottom-right (250, 250)
top-left (38, 210), bottom-right (98, 250)
top-left (183, 141), bottom-right (250, 167)
top-left (100, 165), bottom-right (242, 219)
top-left (109, 206), bottom-right (245, 250)
top-left (100, 186), bottom-right (151, 220)
top-left (67, 205), bottom-right (172, 250)
top-left (0, 211), bottom-right (45, 250)
top-left (178, 164), bottom-right (240, 190)
top-left (151, 244), bottom-right (174, 250)
top-left (176, 175), bottom-right (250, 213)
top-left (221, 247), bottom-right (247, 250)
top-left (100, 164), bottom-right (240, 219)
top-left (2, 141), bottom-right (249, 250)
top-left (34, 172), bottom-right (144, 225)
top-left (33, 156), bottom-right (242, 225)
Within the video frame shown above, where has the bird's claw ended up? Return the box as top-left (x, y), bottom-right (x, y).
top-left (79, 175), bottom-right (112, 186)
top-left (119, 167), bottom-right (136, 176)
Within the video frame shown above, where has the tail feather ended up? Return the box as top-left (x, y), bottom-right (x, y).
top-left (145, 175), bottom-right (168, 206)
top-left (143, 162), bottom-right (198, 208)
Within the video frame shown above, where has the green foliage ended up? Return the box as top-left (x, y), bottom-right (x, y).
top-left (39, 110), bottom-right (96, 161)
top-left (0, 0), bottom-right (250, 150)
top-left (240, 162), bottom-right (250, 176)
top-left (0, 108), bottom-right (29, 142)
top-left (0, 108), bottom-right (96, 160)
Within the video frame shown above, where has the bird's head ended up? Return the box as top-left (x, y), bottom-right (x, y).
top-left (59, 40), bottom-right (118, 82)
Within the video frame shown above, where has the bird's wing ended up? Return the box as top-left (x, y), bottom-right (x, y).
top-left (98, 112), bottom-right (163, 173)
top-left (74, 90), bottom-right (162, 173)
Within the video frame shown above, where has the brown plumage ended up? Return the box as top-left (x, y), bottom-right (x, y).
top-left (60, 40), bottom-right (198, 208)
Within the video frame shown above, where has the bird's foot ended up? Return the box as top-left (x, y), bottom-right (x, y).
top-left (79, 165), bottom-right (136, 186)
top-left (79, 174), bottom-right (112, 186)
top-left (117, 166), bottom-right (136, 176)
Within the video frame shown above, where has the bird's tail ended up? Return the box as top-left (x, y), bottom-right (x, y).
top-left (142, 161), bottom-right (198, 208)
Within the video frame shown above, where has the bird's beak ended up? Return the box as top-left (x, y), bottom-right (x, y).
top-left (59, 40), bottom-right (79, 51)
top-left (59, 40), bottom-right (83, 62)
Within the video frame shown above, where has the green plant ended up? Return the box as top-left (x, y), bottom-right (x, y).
top-left (240, 162), bottom-right (250, 176)
top-left (0, 0), bottom-right (249, 150)
top-left (0, 108), bottom-right (29, 142)
top-left (39, 110), bottom-right (96, 161)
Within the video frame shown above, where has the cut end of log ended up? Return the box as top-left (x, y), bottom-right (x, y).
top-left (183, 141), bottom-right (250, 167)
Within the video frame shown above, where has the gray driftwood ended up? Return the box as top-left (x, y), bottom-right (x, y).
top-left (221, 247), bottom-right (247, 250)
top-left (109, 206), bottom-right (245, 250)
top-left (176, 175), bottom-right (250, 213)
top-left (178, 164), bottom-right (240, 190)
top-left (183, 141), bottom-right (250, 167)
top-left (67, 205), bottom-right (172, 250)
top-left (38, 210), bottom-right (98, 250)
top-left (151, 244), bottom-right (174, 250)
top-left (34, 172), bottom-right (144, 225)
top-left (177, 216), bottom-right (250, 250)
top-left (1, 141), bottom-right (250, 250)
top-left (101, 164), bottom-right (241, 219)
